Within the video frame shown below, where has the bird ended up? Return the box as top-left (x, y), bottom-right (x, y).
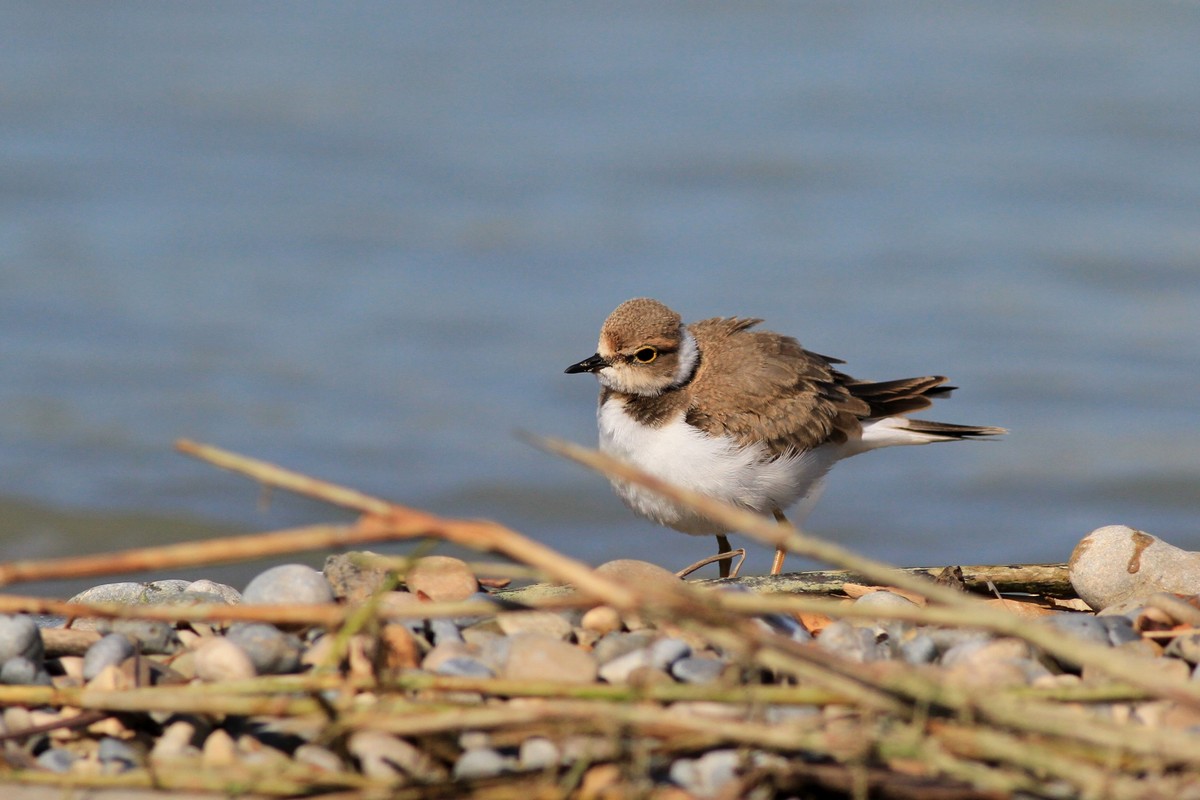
top-left (564, 297), bottom-right (1005, 577)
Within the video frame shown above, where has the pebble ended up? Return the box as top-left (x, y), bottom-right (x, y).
top-left (815, 621), bottom-right (886, 662)
top-left (1043, 612), bottom-right (1112, 647)
top-left (670, 748), bottom-right (741, 798)
top-left (581, 605), bottom-right (622, 636)
top-left (323, 551), bottom-right (392, 602)
top-left (69, 580), bottom-right (191, 606)
top-left (98, 737), bottom-right (142, 771)
top-left (194, 637), bottom-right (257, 681)
top-left (0, 614), bottom-right (44, 663)
top-left (497, 609), bottom-right (574, 640)
top-left (453, 747), bottom-right (509, 780)
top-left (671, 656), bottom-right (727, 684)
top-left (225, 623), bottom-right (303, 674)
top-left (594, 630), bottom-right (657, 665)
top-left (1100, 615), bottom-right (1141, 646)
top-left (184, 579), bottom-right (243, 604)
top-left (243, 564), bottom-right (335, 605)
top-left (107, 620), bottom-right (179, 654)
top-left (294, 744), bottom-right (344, 772)
top-left (504, 633), bottom-right (599, 683)
top-left (518, 736), bottom-right (561, 770)
top-left (422, 642), bottom-right (477, 672)
top-left (150, 720), bottom-right (200, 762)
top-left (405, 555), bottom-right (479, 601)
top-left (82, 633), bottom-right (136, 681)
top-left (897, 632), bottom-right (939, 665)
top-left (429, 617), bottom-right (465, 645)
top-left (854, 590), bottom-right (920, 612)
top-left (1070, 525), bottom-right (1200, 610)
top-left (0, 656), bottom-right (53, 686)
top-left (435, 656), bottom-right (495, 678)
top-left (453, 591), bottom-right (501, 627)
top-left (36, 747), bottom-right (78, 773)
top-left (348, 730), bottom-right (447, 782)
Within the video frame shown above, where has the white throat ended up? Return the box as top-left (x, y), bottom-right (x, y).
top-left (672, 329), bottom-right (699, 387)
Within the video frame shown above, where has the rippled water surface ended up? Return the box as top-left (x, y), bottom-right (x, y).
top-left (3, 3), bottom-right (1199, 592)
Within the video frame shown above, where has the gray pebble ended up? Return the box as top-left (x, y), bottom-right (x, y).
top-left (670, 749), bottom-right (741, 798)
top-left (185, 579), bottom-right (243, 604)
top-left (1044, 613), bottom-right (1111, 646)
top-left (429, 617), bottom-right (465, 645)
top-left (0, 656), bottom-right (53, 686)
top-left (671, 656), bottom-right (727, 684)
top-left (453, 592), bottom-right (500, 627)
top-left (98, 737), bottom-right (141, 771)
top-left (70, 580), bottom-right (191, 606)
top-left (518, 737), bottom-right (560, 770)
top-left (435, 657), bottom-right (496, 678)
top-left (815, 621), bottom-right (885, 662)
top-left (593, 631), bottom-right (656, 665)
top-left (598, 647), bottom-right (653, 683)
top-left (453, 747), bottom-right (508, 780)
top-left (225, 623), bottom-right (303, 675)
top-left (1100, 615), bottom-right (1140, 646)
top-left (83, 633), bottom-right (137, 680)
top-left (36, 747), bottom-right (78, 773)
top-left (108, 620), bottom-right (179, 655)
top-left (897, 633), bottom-right (939, 665)
top-left (752, 615), bottom-right (791, 637)
top-left (0, 614), bottom-right (44, 664)
top-left (648, 637), bottom-right (692, 669)
top-left (243, 564), bottom-right (334, 605)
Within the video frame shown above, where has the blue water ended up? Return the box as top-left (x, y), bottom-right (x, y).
top-left (2, 3), bottom-right (1198, 585)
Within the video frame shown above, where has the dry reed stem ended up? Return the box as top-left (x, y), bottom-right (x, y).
top-left (177, 438), bottom-right (640, 608)
top-left (531, 434), bottom-right (1200, 710)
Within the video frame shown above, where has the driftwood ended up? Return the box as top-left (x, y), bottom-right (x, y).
top-left (497, 562), bottom-right (1073, 604)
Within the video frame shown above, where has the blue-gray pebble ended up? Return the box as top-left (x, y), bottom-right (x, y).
top-left (98, 737), bottom-right (141, 771)
top-left (109, 620), bottom-right (179, 655)
top-left (434, 657), bottom-right (495, 678)
top-left (0, 656), bottom-right (53, 686)
top-left (671, 656), bottom-right (726, 684)
top-left (225, 623), bottom-right (303, 675)
top-left (83, 633), bottom-right (137, 680)
top-left (0, 614), bottom-right (44, 664)
top-left (36, 747), bottom-right (77, 773)
top-left (429, 618), bottom-right (464, 645)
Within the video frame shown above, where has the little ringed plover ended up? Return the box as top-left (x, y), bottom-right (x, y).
top-left (565, 297), bottom-right (1005, 577)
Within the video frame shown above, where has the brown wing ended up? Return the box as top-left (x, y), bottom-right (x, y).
top-left (682, 317), bottom-right (870, 456)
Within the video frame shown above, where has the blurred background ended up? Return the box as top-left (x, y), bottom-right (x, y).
top-left (3, 2), bottom-right (1198, 596)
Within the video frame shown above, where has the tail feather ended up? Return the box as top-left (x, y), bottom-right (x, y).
top-left (844, 375), bottom-right (955, 418)
top-left (903, 418), bottom-right (1007, 440)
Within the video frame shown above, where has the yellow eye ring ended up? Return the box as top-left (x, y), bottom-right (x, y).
top-left (633, 347), bottom-right (657, 363)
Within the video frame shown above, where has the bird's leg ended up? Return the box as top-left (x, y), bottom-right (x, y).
top-left (716, 534), bottom-right (732, 579)
top-left (770, 509), bottom-right (790, 575)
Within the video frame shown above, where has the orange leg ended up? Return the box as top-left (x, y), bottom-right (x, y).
top-left (770, 509), bottom-right (790, 575)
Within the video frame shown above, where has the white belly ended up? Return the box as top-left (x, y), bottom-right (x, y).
top-left (597, 399), bottom-right (839, 535)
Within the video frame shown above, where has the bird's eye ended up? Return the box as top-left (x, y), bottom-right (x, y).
top-left (634, 347), bottom-right (657, 363)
